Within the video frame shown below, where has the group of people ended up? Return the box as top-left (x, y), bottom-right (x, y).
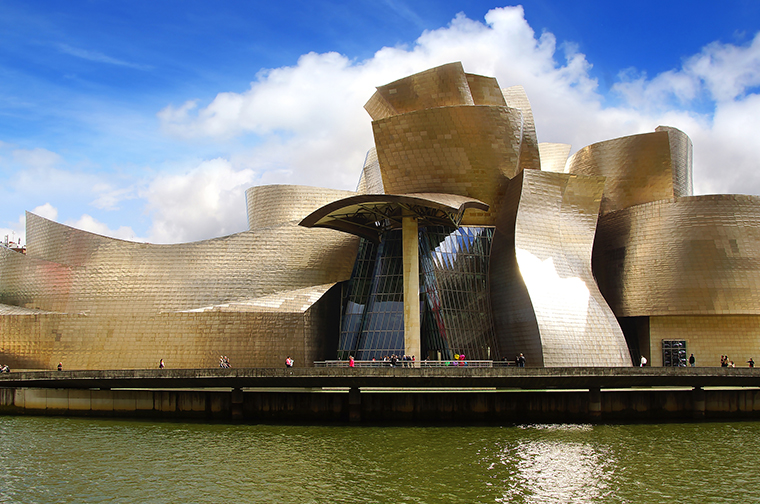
top-left (219, 355), bottom-right (231, 368)
top-left (382, 354), bottom-right (414, 367)
top-left (720, 355), bottom-right (755, 367)
top-left (515, 353), bottom-right (526, 367)
top-left (0, 364), bottom-right (9, 373)
top-left (285, 356), bottom-right (294, 368)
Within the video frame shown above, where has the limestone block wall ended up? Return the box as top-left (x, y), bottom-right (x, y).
top-left (648, 315), bottom-right (760, 368)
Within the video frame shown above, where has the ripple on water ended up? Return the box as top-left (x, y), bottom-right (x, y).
top-left (0, 418), bottom-right (759, 504)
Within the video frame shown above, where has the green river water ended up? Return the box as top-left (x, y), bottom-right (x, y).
top-left (0, 416), bottom-right (758, 503)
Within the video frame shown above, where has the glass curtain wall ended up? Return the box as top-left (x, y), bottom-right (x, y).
top-left (338, 226), bottom-right (497, 361)
top-left (420, 226), bottom-right (498, 360)
top-left (338, 232), bottom-right (404, 360)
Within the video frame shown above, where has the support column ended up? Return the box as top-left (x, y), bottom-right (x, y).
top-left (588, 387), bottom-right (601, 419)
top-left (231, 387), bottom-right (244, 420)
top-left (348, 387), bottom-right (362, 422)
top-left (402, 215), bottom-right (421, 366)
top-left (692, 386), bottom-right (705, 419)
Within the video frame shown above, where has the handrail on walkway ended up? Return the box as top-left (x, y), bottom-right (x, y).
top-left (314, 360), bottom-right (517, 368)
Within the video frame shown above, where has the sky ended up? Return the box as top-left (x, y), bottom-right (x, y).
top-left (2, 0), bottom-right (760, 245)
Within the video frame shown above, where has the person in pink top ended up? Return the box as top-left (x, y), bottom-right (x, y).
top-left (349, 355), bottom-right (355, 367)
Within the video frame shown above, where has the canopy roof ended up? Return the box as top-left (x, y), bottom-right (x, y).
top-left (299, 193), bottom-right (489, 242)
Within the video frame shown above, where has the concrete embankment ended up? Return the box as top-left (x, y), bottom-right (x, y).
top-left (1, 366), bottom-right (760, 422)
top-left (1, 386), bottom-right (760, 423)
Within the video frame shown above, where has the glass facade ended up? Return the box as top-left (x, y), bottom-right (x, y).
top-left (338, 226), bottom-right (497, 360)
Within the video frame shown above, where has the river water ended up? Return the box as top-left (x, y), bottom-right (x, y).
top-left (0, 416), bottom-right (757, 503)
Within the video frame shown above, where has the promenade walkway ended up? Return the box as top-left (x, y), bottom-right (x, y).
top-left (1, 366), bottom-right (759, 391)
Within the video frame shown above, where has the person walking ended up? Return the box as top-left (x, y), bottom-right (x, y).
top-left (688, 354), bottom-right (695, 367)
top-left (159, 359), bottom-right (165, 369)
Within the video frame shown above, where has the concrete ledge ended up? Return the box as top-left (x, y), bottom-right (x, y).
top-left (1, 366), bottom-right (760, 391)
top-left (2, 386), bottom-right (760, 423)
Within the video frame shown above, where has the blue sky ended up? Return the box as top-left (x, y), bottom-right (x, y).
top-left (2, 1), bottom-right (760, 244)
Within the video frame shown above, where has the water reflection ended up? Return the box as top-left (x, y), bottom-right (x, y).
top-left (0, 418), bottom-right (758, 503)
top-left (489, 425), bottom-right (615, 503)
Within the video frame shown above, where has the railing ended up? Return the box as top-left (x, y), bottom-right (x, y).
top-left (314, 360), bottom-right (498, 368)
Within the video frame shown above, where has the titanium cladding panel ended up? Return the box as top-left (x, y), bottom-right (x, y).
top-left (246, 185), bottom-right (357, 231)
top-left (356, 147), bottom-right (385, 194)
top-left (364, 62), bottom-right (475, 121)
top-left (566, 128), bottom-right (692, 215)
top-left (594, 195), bottom-right (760, 317)
top-left (491, 170), bottom-right (630, 367)
top-left (0, 205), bottom-right (358, 369)
top-left (502, 85), bottom-right (541, 172)
top-left (19, 213), bottom-right (357, 315)
top-left (372, 105), bottom-right (523, 225)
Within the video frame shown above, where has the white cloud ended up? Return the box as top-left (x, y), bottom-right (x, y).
top-left (2, 204), bottom-right (57, 248)
top-left (66, 214), bottom-right (144, 242)
top-left (156, 6), bottom-right (609, 195)
top-left (10, 6), bottom-right (760, 245)
top-left (147, 7), bottom-right (760, 242)
top-left (32, 203), bottom-right (58, 221)
top-left (141, 158), bottom-right (256, 243)
top-left (613, 34), bottom-right (760, 107)
top-left (12, 148), bottom-right (62, 170)
top-left (57, 43), bottom-right (151, 70)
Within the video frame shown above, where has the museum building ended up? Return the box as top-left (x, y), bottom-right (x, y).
top-left (1, 62), bottom-right (759, 370)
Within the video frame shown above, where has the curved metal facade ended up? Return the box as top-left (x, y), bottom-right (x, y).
top-left (0, 207), bottom-right (358, 369)
top-left (593, 195), bottom-right (760, 317)
top-left (371, 105), bottom-right (523, 225)
top-left (246, 185), bottom-right (356, 231)
top-left (490, 170), bottom-right (630, 367)
top-left (4, 62), bottom-right (759, 370)
top-left (366, 62), bottom-right (541, 227)
top-left (566, 126), bottom-right (693, 214)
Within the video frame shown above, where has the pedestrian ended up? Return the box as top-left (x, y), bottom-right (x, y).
top-left (747, 358), bottom-right (754, 368)
top-left (159, 359), bottom-right (165, 369)
top-left (640, 355), bottom-right (647, 367)
top-left (518, 353), bottom-right (526, 368)
top-left (57, 362), bottom-right (63, 371)
top-left (688, 354), bottom-right (695, 367)
top-left (349, 355), bottom-right (355, 368)
top-left (285, 356), bottom-right (293, 368)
